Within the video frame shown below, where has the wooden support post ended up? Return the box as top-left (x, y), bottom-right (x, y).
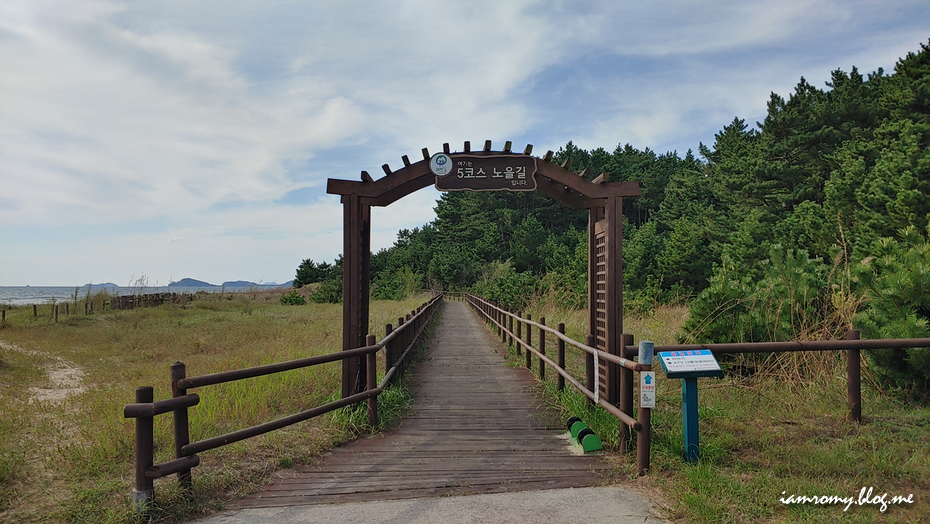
top-left (847, 329), bottom-right (862, 423)
top-left (133, 386), bottom-right (155, 511)
top-left (557, 323), bottom-right (566, 391)
top-left (585, 334), bottom-right (596, 407)
top-left (637, 404), bottom-right (651, 474)
top-left (516, 313), bottom-right (522, 356)
top-left (525, 313), bottom-right (532, 369)
top-left (170, 362), bottom-right (192, 492)
top-left (508, 314), bottom-right (514, 348)
top-left (341, 195), bottom-right (371, 397)
top-left (54, 305), bottom-right (59, 323)
top-left (620, 333), bottom-right (635, 452)
top-left (538, 317), bottom-right (546, 379)
top-left (385, 324), bottom-right (394, 383)
top-left (606, 196), bottom-right (623, 405)
top-left (497, 307), bottom-right (503, 342)
top-left (397, 317), bottom-right (406, 376)
top-left (367, 335), bottom-right (378, 428)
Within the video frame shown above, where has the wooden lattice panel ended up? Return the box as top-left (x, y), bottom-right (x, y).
top-left (595, 227), bottom-right (608, 399)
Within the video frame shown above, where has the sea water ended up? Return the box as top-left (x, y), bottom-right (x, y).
top-left (0, 285), bottom-right (281, 306)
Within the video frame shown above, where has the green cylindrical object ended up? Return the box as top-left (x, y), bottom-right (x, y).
top-left (569, 420), bottom-right (588, 440)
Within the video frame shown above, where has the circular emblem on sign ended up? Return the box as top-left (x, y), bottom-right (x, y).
top-left (429, 153), bottom-right (453, 176)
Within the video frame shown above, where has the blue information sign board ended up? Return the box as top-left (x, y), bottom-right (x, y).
top-left (658, 349), bottom-right (723, 379)
top-left (657, 349), bottom-right (723, 462)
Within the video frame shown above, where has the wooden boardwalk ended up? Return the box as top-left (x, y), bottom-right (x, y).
top-left (229, 300), bottom-right (611, 508)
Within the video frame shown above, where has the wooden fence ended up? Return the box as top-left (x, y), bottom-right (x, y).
top-left (123, 292), bottom-right (443, 510)
top-left (459, 293), bottom-right (654, 471)
top-left (459, 292), bottom-right (930, 474)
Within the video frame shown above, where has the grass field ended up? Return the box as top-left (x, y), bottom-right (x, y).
top-left (0, 290), bottom-right (433, 523)
top-left (512, 300), bottom-right (929, 523)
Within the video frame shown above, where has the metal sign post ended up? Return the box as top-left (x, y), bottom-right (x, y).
top-left (658, 350), bottom-right (722, 462)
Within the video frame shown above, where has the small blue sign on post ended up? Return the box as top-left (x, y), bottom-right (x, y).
top-left (658, 350), bottom-right (722, 462)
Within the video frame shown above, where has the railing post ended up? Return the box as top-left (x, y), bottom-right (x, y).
top-left (385, 324), bottom-right (394, 384)
top-left (538, 317), bottom-right (546, 379)
top-left (367, 334), bottom-right (378, 428)
top-left (637, 341), bottom-right (653, 474)
top-left (170, 362), bottom-right (193, 492)
top-left (515, 312), bottom-right (522, 356)
top-left (620, 333), bottom-right (634, 452)
top-left (525, 313), bottom-right (533, 369)
top-left (508, 313), bottom-right (514, 349)
top-left (133, 386), bottom-right (155, 511)
top-left (499, 307), bottom-right (504, 340)
top-left (557, 323), bottom-right (565, 392)
top-left (397, 317), bottom-right (406, 375)
top-left (847, 329), bottom-right (862, 423)
top-left (405, 312), bottom-right (412, 366)
top-left (585, 334), bottom-right (595, 407)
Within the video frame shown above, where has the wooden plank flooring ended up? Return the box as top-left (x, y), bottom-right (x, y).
top-left (228, 299), bottom-right (610, 508)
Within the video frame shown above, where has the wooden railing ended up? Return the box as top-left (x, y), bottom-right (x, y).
top-left (651, 335), bottom-right (930, 423)
top-left (461, 293), bottom-right (655, 473)
top-left (123, 292), bottom-right (443, 510)
top-left (462, 292), bottom-right (930, 473)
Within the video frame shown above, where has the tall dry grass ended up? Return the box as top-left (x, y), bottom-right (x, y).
top-left (0, 292), bottom-right (433, 523)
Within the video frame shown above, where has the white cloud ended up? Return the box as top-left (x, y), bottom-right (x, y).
top-left (1, 0), bottom-right (927, 284)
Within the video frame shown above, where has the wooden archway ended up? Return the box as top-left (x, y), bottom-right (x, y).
top-left (326, 140), bottom-right (640, 402)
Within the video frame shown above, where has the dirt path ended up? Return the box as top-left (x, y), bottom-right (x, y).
top-left (0, 340), bottom-right (86, 402)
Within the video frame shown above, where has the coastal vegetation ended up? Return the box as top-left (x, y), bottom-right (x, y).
top-left (0, 290), bottom-right (430, 523)
top-left (1, 36), bottom-right (927, 524)
top-left (304, 41), bottom-right (930, 401)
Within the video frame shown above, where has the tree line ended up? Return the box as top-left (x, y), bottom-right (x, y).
top-left (296, 41), bottom-right (930, 399)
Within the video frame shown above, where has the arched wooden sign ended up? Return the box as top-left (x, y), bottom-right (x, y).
top-left (327, 140), bottom-right (640, 405)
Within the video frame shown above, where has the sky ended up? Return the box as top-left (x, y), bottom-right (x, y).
top-left (1, 1), bottom-right (928, 286)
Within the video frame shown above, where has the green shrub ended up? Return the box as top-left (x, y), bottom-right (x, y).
top-left (310, 278), bottom-right (342, 304)
top-left (279, 290), bottom-right (307, 305)
top-left (854, 225), bottom-right (930, 401)
top-left (372, 266), bottom-right (422, 300)
top-left (470, 260), bottom-right (539, 311)
top-left (681, 247), bottom-right (835, 344)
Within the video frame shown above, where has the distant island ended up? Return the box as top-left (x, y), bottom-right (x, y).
top-left (81, 282), bottom-right (121, 289)
top-left (168, 278), bottom-right (292, 289)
